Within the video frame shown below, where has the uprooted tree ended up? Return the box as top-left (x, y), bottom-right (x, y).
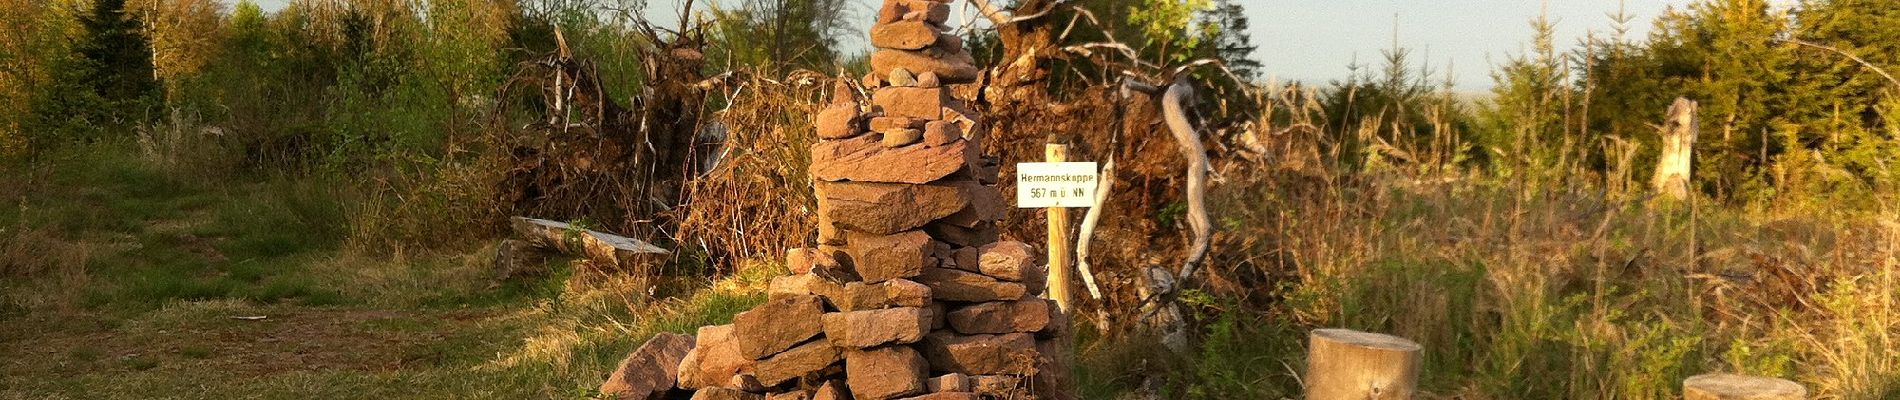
top-left (966, 0), bottom-right (1263, 353)
top-left (486, 21), bottom-right (722, 250)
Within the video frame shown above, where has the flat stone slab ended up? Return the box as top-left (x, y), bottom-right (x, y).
top-left (811, 135), bottom-right (976, 184)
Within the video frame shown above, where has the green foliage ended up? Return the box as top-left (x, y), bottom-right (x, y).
top-left (1319, 41), bottom-right (1475, 171)
top-left (700, 0), bottom-right (852, 71)
top-left (75, 0), bottom-right (158, 120)
top-left (1126, 0), bottom-right (1213, 61)
top-left (1499, 0), bottom-right (1900, 205)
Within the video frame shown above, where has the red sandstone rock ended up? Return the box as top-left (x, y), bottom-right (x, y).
top-left (878, 0), bottom-right (948, 24)
top-left (767, 273), bottom-right (845, 302)
top-left (913, 267), bottom-right (1025, 302)
top-left (869, 116), bottom-right (925, 133)
top-left (754, 338), bottom-right (843, 387)
top-left (872, 87), bottom-right (951, 120)
top-left (691, 387), bottom-right (764, 400)
top-left (921, 221), bottom-right (999, 248)
top-left (921, 120), bottom-right (960, 147)
top-left (946, 298), bottom-right (1050, 334)
top-left (935, 181), bottom-right (1004, 228)
top-left (846, 346), bottom-right (929, 400)
top-left (951, 247), bottom-right (979, 273)
top-left (871, 49), bottom-right (978, 85)
top-left (813, 380), bottom-right (850, 400)
top-left (833, 77), bottom-right (861, 105)
top-left (816, 181), bottom-right (968, 235)
top-left (836, 279), bottom-right (932, 311)
top-left (728, 373), bottom-right (766, 392)
top-left (810, 135), bottom-right (977, 184)
top-left (899, 393), bottom-right (981, 400)
top-left (599, 332), bottom-right (695, 400)
top-left (846, 230), bottom-right (933, 283)
top-left (904, 7), bottom-right (949, 25)
top-left (918, 332), bottom-right (1040, 375)
top-left (925, 373), bottom-right (970, 393)
top-left (679, 324), bottom-right (752, 389)
top-left (935, 34), bottom-right (963, 53)
top-left (818, 214), bottom-right (847, 245)
top-left (883, 128), bottom-right (923, 147)
top-left (916, 71), bottom-right (941, 88)
top-left (815, 103), bottom-right (863, 140)
top-left (735, 295), bottom-right (826, 360)
top-left (764, 391), bottom-right (810, 400)
top-left (925, 302), bottom-right (946, 330)
top-left (976, 241), bottom-right (1036, 281)
top-left (871, 21), bottom-right (942, 50)
top-left (823, 307), bottom-right (932, 348)
top-left (974, 161), bottom-right (1000, 185)
top-left (816, 244), bottom-right (856, 274)
top-left (785, 247), bottom-right (846, 275)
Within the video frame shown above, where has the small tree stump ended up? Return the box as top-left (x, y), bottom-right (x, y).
top-left (1305, 329), bottom-right (1421, 400)
top-left (1683, 373), bottom-right (1806, 400)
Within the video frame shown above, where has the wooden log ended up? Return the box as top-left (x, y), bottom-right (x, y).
top-left (1652, 97), bottom-right (1698, 200)
top-left (1305, 328), bottom-right (1421, 400)
top-left (508, 217), bottom-right (670, 268)
top-left (1683, 373), bottom-right (1806, 400)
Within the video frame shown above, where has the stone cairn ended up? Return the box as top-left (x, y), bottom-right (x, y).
top-left (598, 1), bottom-right (1072, 399)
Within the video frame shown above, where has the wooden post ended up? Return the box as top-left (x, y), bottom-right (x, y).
top-left (1306, 329), bottom-right (1421, 400)
top-left (1683, 373), bottom-right (1806, 400)
top-left (1045, 142), bottom-right (1074, 313)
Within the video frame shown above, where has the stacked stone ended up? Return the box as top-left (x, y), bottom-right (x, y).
top-left (655, 1), bottom-right (1070, 399)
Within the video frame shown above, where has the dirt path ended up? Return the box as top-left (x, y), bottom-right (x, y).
top-left (0, 304), bottom-right (522, 397)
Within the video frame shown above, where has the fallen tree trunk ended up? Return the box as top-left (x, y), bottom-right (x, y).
top-left (508, 216), bottom-right (671, 270)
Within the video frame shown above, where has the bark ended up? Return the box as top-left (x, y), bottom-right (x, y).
top-left (1652, 97), bottom-right (1696, 200)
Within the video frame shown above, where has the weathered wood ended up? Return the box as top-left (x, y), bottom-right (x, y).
top-left (1045, 142), bottom-right (1074, 314)
top-left (509, 217), bottom-right (669, 268)
top-left (1653, 97), bottom-right (1698, 200)
top-left (1683, 373), bottom-right (1806, 400)
top-left (1306, 329), bottom-right (1421, 400)
top-left (1074, 158), bottom-right (1112, 301)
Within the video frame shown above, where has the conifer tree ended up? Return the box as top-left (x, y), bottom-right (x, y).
top-left (77, 0), bottom-right (157, 108)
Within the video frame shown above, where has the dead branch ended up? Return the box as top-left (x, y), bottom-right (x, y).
top-left (1075, 157), bottom-right (1113, 300)
top-left (1782, 38), bottom-right (1900, 90)
top-left (967, 0), bottom-right (1066, 26)
top-left (1162, 77), bottom-right (1213, 280)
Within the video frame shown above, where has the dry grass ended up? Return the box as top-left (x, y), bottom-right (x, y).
top-left (1046, 80), bottom-right (1900, 398)
top-left (676, 71), bottom-right (831, 273)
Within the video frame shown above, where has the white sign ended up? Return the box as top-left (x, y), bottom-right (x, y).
top-left (1015, 162), bottom-right (1099, 208)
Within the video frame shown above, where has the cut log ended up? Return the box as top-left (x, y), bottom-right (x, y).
top-left (508, 217), bottom-right (670, 269)
top-left (1305, 329), bottom-right (1420, 400)
top-left (1683, 373), bottom-right (1806, 400)
top-left (1652, 97), bottom-right (1697, 200)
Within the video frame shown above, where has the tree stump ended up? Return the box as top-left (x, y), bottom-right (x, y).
top-left (1652, 97), bottom-right (1698, 200)
top-left (1305, 329), bottom-right (1421, 400)
top-left (1683, 373), bottom-right (1806, 400)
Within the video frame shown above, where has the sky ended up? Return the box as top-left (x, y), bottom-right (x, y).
top-left (247, 0), bottom-right (1716, 89)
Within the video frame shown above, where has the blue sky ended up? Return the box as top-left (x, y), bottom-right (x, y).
top-left (249, 0), bottom-right (1711, 89)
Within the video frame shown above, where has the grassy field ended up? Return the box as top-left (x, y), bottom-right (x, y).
top-left (5, 140), bottom-right (1899, 399)
top-left (0, 142), bottom-right (769, 399)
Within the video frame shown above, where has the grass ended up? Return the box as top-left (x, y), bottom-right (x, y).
top-left (0, 140), bottom-right (772, 399)
top-left (7, 117), bottom-right (1898, 399)
top-left (1058, 170), bottom-right (1900, 399)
